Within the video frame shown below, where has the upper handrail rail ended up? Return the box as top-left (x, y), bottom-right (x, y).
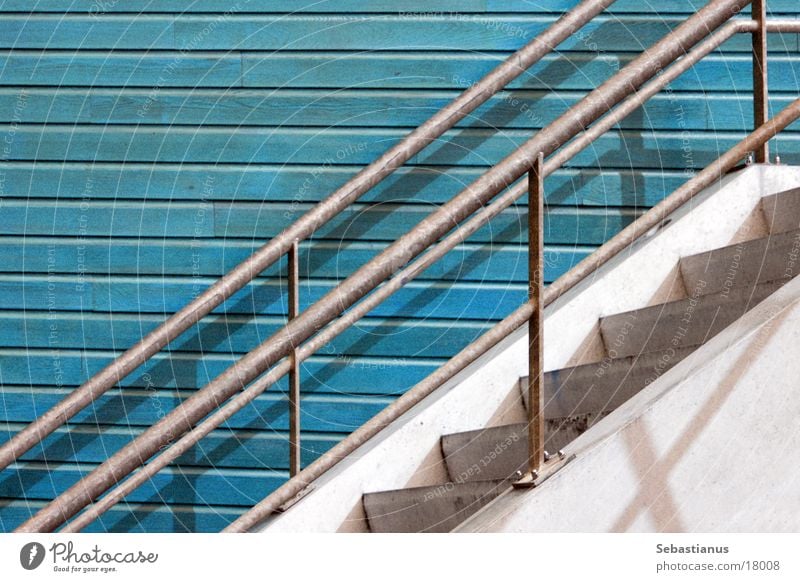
top-left (15, 0), bottom-right (800, 533)
top-left (0, 0), bottom-right (617, 475)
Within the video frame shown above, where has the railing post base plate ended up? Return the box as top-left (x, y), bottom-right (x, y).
top-left (512, 453), bottom-right (576, 489)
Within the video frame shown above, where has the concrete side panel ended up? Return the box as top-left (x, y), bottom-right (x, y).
top-left (458, 275), bottom-right (800, 532)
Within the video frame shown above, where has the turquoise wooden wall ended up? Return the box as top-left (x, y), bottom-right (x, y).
top-left (0, 0), bottom-right (798, 532)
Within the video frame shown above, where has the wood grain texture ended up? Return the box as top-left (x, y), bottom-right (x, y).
top-left (3, 0), bottom-right (796, 13)
top-left (2, 16), bottom-right (782, 52)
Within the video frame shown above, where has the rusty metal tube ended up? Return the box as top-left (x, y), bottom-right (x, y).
top-left (15, 0), bottom-right (751, 533)
top-left (766, 20), bottom-right (800, 32)
top-left (752, 0), bottom-right (769, 163)
top-left (0, 0), bottom-right (618, 476)
top-left (527, 155), bottom-right (545, 476)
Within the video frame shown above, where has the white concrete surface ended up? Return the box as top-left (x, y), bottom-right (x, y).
top-left (458, 272), bottom-right (800, 532)
top-left (257, 165), bottom-right (800, 533)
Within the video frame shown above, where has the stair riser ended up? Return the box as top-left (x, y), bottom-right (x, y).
top-left (600, 281), bottom-right (784, 358)
top-left (680, 228), bottom-right (800, 297)
top-left (762, 187), bottom-right (800, 234)
top-left (521, 347), bottom-right (692, 417)
top-left (363, 480), bottom-right (506, 533)
top-left (442, 414), bottom-right (607, 484)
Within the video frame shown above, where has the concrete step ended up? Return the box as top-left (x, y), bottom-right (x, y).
top-left (600, 280), bottom-right (785, 359)
top-left (362, 479), bottom-right (507, 533)
top-left (680, 229), bottom-right (800, 297)
top-left (762, 187), bottom-right (800, 234)
top-left (521, 347), bottom-right (695, 416)
top-left (441, 416), bottom-right (607, 484)
top-left (449, 347), bottom-right (696, 484)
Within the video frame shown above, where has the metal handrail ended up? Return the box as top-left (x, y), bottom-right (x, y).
top-left (0, 0), bottom-right (617, 475)
top-left (58, 14), bottom-right (771, 532)
top-left (226, 99), bottom-right (800, 532)
top-left (12, 0), bottom-right (799, 532)
top-left (15, 0), bottom-right (753, 532)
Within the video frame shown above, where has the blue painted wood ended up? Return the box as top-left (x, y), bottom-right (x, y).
top-left (0, 350), bottom-right (440, 396)
top-left (0, 237), bottom-right (591, 282)
top-left (0, 311), bottom-right (495, 357)
top-left (0, 88), bottom-right (719, 130)
top-left (1, 0), bottom-right (797, 14)
top-left (3, 125), bottom-right (798, 166)
top-left (0, 275), bottom-right (531, 320)
top-left (240, 53), bottom-right (800, 90)
top-left (2, 16), bottom-right (782, 52)
top-left (0, 423), bottom-right (340, 469)
top-left (1, 1), bottom-right (799, 532)
top-left (0, 387), bottom-right (396, 432)
top-left (4, 53), bottom-right (800, 91)
top-left (0, 163), bottom-right (688, 207)
top-left (1, 462), bottom-right (286, 506)
top-left (0, 200), bottom-right (641, 244)
top-left (0, 499), bottom-right (243, 533)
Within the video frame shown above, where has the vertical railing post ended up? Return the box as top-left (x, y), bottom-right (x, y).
top-left (288, 241), bottom-right (301, 477)
top-left (752, 0), bottom-right (769, 163)
top-left (527, 152), bottom-right (545, 476)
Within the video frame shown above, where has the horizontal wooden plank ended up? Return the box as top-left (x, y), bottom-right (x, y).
top-left (241, 52), bottom-right (800, 90)
top-left (0, 200), bottom-right (641, 244)
top-left (2, 90), bottom-right (798, 135)
top-left (0, 422), bottom-right (340, 470)
top-left (4, 89), bottom-right (794, 138)
top-left (0, 273), bottom-right (532, 319)
top-left (1, 462), bottom-right (284, 507)
top-left (4, 52), bottom-right (800, 91)
top-left (0, 237), bottom-right (592, 283)
top-left (5, 124), bottom-right (799, 166)
top-left (0, 311), bottom-right (494, 358)
top-left (0, 88), bottom-right (714, 130)
top-left (0, 499), bottom-right (242, 533)
top-left (0, 163), bottom-right (688, 207)
top-left (0, 386), bottom-right (396, 432)
top-left (1, 16), bottom-right (778, 52)
top-left (3, 0), bottom-right (793, 14)
top-left (0, 50), bottom-right (244, 87)
top-left (0, 200), bottom-right (216, 238)
top-left (0, 349), bottom-right (439, 395)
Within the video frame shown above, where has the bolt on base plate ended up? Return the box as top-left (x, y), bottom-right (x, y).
top-left (512, 452), bottom-right (576, 488)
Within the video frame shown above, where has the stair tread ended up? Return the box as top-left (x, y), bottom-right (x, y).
top-left (680, 228), bottom-right (800, 297)
top-left (363, 479), bottom-right (508, 533)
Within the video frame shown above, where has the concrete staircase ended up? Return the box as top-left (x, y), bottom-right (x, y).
top-left (361, 186), bottom-right (800, 533)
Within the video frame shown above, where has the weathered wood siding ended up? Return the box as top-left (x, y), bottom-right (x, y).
top-left (0, 0), bottom-right (798, 531)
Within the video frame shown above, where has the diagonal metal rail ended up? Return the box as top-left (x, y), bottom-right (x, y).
top-left (0, 0), bottom-right (619, 476)
top-left (13, 0), bottom-right (755, 533)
